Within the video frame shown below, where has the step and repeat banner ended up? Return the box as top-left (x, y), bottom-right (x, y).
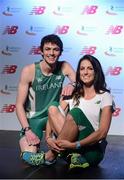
top-left (0, 0), bottom-right (124, 135)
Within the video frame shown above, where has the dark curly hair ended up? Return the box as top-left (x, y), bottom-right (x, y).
top-left (40, 34), bottom-right (63, 55)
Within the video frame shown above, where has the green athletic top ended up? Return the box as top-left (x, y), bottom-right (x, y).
top-left (25, 60), bottom-right (65, 120)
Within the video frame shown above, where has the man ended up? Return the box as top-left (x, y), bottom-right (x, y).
top-left (16, 34), bottom-right (76, 166)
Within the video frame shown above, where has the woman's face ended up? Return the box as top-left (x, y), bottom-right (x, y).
top-left (80, 59), bottom-right (95, 86)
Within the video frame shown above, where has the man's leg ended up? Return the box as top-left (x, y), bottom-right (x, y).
top-left (19, 117), bottom-right (46, 166)
top-left (19, 136), bottom-right (38, 153)
top-left (20, 136), bottom-right (45, 166)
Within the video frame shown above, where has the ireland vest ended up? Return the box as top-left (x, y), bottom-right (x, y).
top-left (25, 61), bottom-right (65, 120)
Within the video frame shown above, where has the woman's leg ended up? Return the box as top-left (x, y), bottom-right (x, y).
top-left (68, 108), bottom-right (104, 166)
top-left (44, 104), bottom-right (66, 162)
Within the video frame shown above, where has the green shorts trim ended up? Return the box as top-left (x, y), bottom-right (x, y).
top-left (69, 107), bottom-right (94, 140)
top-left (47, 101), bottom-right (59, 109)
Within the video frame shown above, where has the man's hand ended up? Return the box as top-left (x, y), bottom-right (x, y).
top-left (25, 130), bottom-right (40, 146)
top-left (61, 83), bottom-right (74, 97)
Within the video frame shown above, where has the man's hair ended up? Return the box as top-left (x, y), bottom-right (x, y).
top-left (40, 34), bottom-right (63, 53)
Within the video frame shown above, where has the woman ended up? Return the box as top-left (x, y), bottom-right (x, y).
top-left (45, 54), bottom-right (115, 169)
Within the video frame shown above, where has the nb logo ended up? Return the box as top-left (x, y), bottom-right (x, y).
top-left (81, 46), bottom-right (96, 55)
top-left (106, 25), bottom-right (123, 34)
top-left (29, 46), bottom-right (41, 55)
top-left (3, 26), bottom-right (18, 34)
top-left (81, 5), bottom-right (98, 14)
top-left (2, 65), bottom-right (17, 74)
top-left (0, 104), bottom-right (16, 113)
top-left (55, 25), bottom-right (69, 34)
top-left (106, 66), bottom-right (122, 76)
top-left (29, 6), bottom-right (46, 15)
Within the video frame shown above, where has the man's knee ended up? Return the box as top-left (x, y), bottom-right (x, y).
top-left (48, 101), bottom-right (59, 115)
top-left (48, 105), bottom-right (59, 116)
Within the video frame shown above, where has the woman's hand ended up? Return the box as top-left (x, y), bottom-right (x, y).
top-left (46, 138), bottom-right (64, 153)
top-left (57, 140), bottom-right (75, 149)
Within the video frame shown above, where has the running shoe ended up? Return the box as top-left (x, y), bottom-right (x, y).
top-left (69, 153), bottom-right (89, 169)
top-left (22, 151), bottom-right (45, 166)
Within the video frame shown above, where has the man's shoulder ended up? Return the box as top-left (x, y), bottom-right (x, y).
top-left (59, 60), bottom-right (71, 68)
top-left (60, 60), bottom-right (74, 73)
top-left (56, 61), bottom-right (65, 69)
top-left (22, 63), bottom-right (35, 74)
top-left (57, 60), bottom-right (66, 64)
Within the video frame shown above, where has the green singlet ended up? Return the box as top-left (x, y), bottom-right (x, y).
top-left (20, 60), bottom-right (65, 139)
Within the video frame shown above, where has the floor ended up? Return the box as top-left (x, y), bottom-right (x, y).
top-left (0, 130), bottom-right (124, 179)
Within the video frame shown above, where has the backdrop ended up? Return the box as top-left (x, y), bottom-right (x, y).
top-left (0, 0), bottom-right (124, 135)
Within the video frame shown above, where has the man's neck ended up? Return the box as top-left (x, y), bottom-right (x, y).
top-left (40, 60), bottom-right (57, 76)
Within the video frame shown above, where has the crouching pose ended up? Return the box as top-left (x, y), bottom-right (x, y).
top-left (16, 34), bottom-right (76, 166)
top-left (45, 54), bottom-right (115, 169)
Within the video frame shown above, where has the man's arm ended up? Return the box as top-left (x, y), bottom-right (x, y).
top-left (16, 65), bottom-right (40, 146)
top-left (16, 66), bottom-right (31, 129)
top-left (61, 62), bottom-right (76, 96)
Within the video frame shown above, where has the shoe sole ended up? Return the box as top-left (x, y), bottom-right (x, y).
top-left (44, 159), bottom-right (56, 166)
top-left (69, 162), bottom-right (89, 169)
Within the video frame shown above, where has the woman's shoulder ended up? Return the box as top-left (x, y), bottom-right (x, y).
top-left (99, 90), bottom-right (111, 96)
top-left (98, 91), bottom-right (114, 104)
top-left (97, 91), bottom-right (113, 101)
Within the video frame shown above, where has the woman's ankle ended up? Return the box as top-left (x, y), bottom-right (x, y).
top-left (45, 150), bottom-right (56, 161)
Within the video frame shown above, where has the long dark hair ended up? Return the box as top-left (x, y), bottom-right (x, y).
top-left (73, 54), bottom-right (110, 106)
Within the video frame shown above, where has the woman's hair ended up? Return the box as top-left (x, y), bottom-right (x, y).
top-left (73, 54), bottom-right (110, 106)
top-left (40, 34), bottom-right (63, 54)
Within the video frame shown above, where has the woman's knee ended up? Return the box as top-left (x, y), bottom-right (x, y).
top-left (66, 113), bottom-right (74, 121)
top-left (66, 113), bottom-right (78, 129)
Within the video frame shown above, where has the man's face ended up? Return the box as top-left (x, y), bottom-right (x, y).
top-left (41, 42), bottom-right (61, 65)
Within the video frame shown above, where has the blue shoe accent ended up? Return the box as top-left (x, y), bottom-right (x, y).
top-left (22, 151), bottom-right (45, 166)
